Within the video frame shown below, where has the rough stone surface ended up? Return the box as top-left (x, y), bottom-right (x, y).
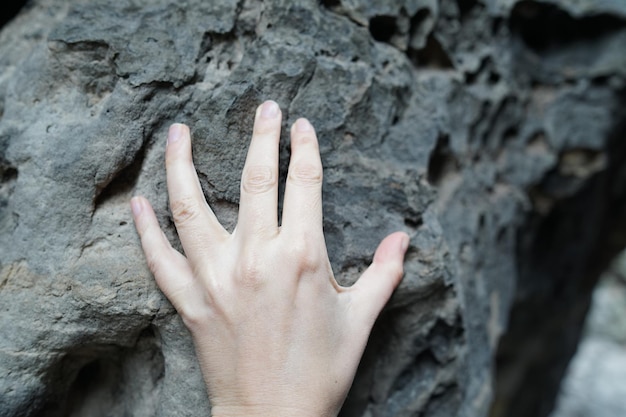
top-left (0, 1), bottom-right (625, 416)
top-left (550, 253), bottom-right (626, 417)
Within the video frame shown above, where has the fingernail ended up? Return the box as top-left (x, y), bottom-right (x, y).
top-left (295, 118), bottom-right (312, 132)
top-left (260, 101), bottom-right (279, 119)
top-left (131, 197), bottom-right (143, 216)
top-left (168, 123), bottom-right (184, 144)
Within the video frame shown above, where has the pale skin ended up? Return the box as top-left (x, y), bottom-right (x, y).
top-left (131, 100), bottom-right (409, 417)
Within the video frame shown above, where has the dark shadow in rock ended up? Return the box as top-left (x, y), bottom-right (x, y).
top-left (36, 327), bottom-right (164, 417)
top-left (410, 34), bottom-right (454, 69)
top-left (457, 0), bottom-right (479, 20)
top-left (509, 1), bottom-right (626, 54)
top-left (0, 0), bottom-right (28, 29)
top-left (93, 138), bottom-right (148, 211)
top-left (0, 155), bottom-right (18, 233)
top-left (427, 134), bottom-right (457, 187)
top-left (491, 90), bottom-right (626, 417)
top-left (369, 15), bottom-right (398, 43)
top-left (320, 0), bottom-right (341, 9)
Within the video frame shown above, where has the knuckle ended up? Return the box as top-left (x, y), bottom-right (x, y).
top-left (180, 302), bottom-right (211, 331)
top-left (242, 165), bottom-right (276, 194)
top-left (254, 122), bottom-right (280, 136)
top-left (171, 283), bottom-right (215, 330)
top-left (289, 163), bottom-right (323, 186)
top-left (165, 150), bottom-right (191, 170)
top-left (145, 253), bottom-right (162, 277)
top-left (290, 236), bottom-right (323, 272)
top-left (180, 310), bottom-right (201, 330)
top-left (170, 196), bottom-right (200, 226)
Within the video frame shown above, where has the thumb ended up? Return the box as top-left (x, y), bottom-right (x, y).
top-left (351, 231), bottom-right (409, 325)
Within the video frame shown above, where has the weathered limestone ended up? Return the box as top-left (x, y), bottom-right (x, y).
top-left (1, 1), bottom-right (625, 416)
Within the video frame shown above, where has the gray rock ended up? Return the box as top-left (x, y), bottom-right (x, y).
top-left (0, 0), bottom-right (625, 416)
top-left (550, 255), bottom-right (626, 417)
top-left (550, 338), bottom-right (626, 417)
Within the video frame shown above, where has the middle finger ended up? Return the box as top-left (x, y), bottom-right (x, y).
top-left (237, 100), bottom-right (282, 238)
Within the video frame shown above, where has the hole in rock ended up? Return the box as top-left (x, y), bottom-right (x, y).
top-left (38, 327), bottom-right (165, 417)
top-left (427, 134), bottom-right (457, 187)
top-left (320, 0), bottom-right (340, 9)
top-left (509, 1), bottom-right (626, 53)
top-left (457, 0), bottom-right (479, 19)
top-left (412, 8), bottom-right (431, 29)
top-left (369, 15), bottom-right (398, 43)
top-left (489, 70), bottom-right (501, 84)
top-left (1, 165), bottom-right (17, 184)
top-left (412, 34), bottom-right (454, 69)
top-left (404, 216), bottom-right (423, 230)
top-left (0, 161), bottom-right (18, 220)
top-left (0, 0), bottom-right (28, 29)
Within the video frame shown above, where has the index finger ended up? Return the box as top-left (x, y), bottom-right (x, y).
top-left (166, 124), bottom-right (229, 265)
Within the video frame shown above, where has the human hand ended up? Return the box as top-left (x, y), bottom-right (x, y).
top-left (131, 101), bottom-right (409, 417)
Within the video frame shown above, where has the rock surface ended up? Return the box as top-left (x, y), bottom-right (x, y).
top-left (550, 253), bottom-right (626, 417)
top-left (0, 1), bottom-right (625, 416)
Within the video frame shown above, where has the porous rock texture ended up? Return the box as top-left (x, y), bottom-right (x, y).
top-left (0, 1), bottom-right (625, 416)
